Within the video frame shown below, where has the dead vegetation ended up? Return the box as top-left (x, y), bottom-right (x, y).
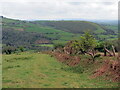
top-left (50, 51), bottom-right (80, 66)
top-left (91, 60), bottom-right (120, 82)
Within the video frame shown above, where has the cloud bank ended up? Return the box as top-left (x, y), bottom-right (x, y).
top-left (0, 0), bottom-right (118, 20)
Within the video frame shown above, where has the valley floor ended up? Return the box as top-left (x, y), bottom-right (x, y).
top-left (2, 52), bottom-right (119, 88)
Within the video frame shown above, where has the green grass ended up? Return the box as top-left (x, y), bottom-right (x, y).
top-left (24, 23), bottom-right (73, 35)
top-left (36, 21), bottom-right (104, 34)
top-left (3, 52), bottom-right (119, 88)
top-left (104, 25), bottom-right (118, 32)
top-left (23, 23), bottom-right (76, 44)
top-left (37, 44), bottom-right (54, 47)
top-left (88, 22), bottom-right (106, 34)
top-left (97, 35), bottom-right (117, 40)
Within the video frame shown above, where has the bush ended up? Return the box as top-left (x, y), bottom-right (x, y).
top-left (54, 43), bottom-right (65, 49)
top-left (95, 42), bottom-right (104, 52)
top-left (2, 46), bottom-right (17, 54)
top-left (2, 45), bottom-right (26, 54)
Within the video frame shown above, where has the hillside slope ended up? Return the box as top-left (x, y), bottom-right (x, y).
top-left (2, 17), bottom-right (118, 48)
top-left (35, 20), bottom-right (118, 36)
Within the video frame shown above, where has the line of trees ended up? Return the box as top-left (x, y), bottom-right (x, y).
top-left (55, 31), bottom-right (118, 62)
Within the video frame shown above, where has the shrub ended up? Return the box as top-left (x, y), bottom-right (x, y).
top-left (54, 43), bottom-right (64, 49)
top-left (2, 46), bottom-right (17, 54)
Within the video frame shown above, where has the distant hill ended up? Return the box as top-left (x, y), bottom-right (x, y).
top-left (2, 17), bottom-right (118, 49)
top-left (92, 20), bottom-right (118, 26)
top-left (34, 20), bottom-right (116, 34)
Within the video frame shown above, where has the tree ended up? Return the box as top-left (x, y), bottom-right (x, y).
top-left (103, 40), bottom-right (116, 56)
top-left (64, 40), bottom-right (81, 55)
top-left (80, 31), bottom-right (97, 53)
top-left (79, 31), bottom-right (98, 62)
top-left (18, 46), bottom-right (25, 52)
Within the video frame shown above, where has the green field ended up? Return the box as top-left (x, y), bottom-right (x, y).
top-left (104, 25), bottom-right (118, 32)
top-left (36, 44), bottom-right (54, 47)
top-left (2, 17), bottom-right (118, 46)
top-left (3, 52), bottom-right (118, 88)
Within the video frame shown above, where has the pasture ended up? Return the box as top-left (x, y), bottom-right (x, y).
top-left (2, 52), bottom-right (119, 88)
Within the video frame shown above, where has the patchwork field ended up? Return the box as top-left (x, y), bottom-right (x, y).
top-left (2, 52), bottom-right (119, 88)
top-left (2, 17), bottom-right (118, 47)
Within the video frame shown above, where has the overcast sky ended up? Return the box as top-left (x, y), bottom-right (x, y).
top-left (0, 0), bottom-right (118, 20)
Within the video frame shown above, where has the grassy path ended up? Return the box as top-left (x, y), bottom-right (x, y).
top-left (3, 52), bottom-right (118, 88)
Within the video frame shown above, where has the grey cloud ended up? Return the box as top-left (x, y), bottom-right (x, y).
top-left (68, 2), bottom-right (87, 5)
top-left (101, 2), bottom-right (114, 5)
top-left (0, 1), bottom-right (118, 20)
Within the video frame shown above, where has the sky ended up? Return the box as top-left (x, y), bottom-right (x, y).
top-left (0, 0), bottom-right (118, 20)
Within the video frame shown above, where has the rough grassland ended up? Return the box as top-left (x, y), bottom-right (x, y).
top-left (3, 52), bottom-right (118, 88)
